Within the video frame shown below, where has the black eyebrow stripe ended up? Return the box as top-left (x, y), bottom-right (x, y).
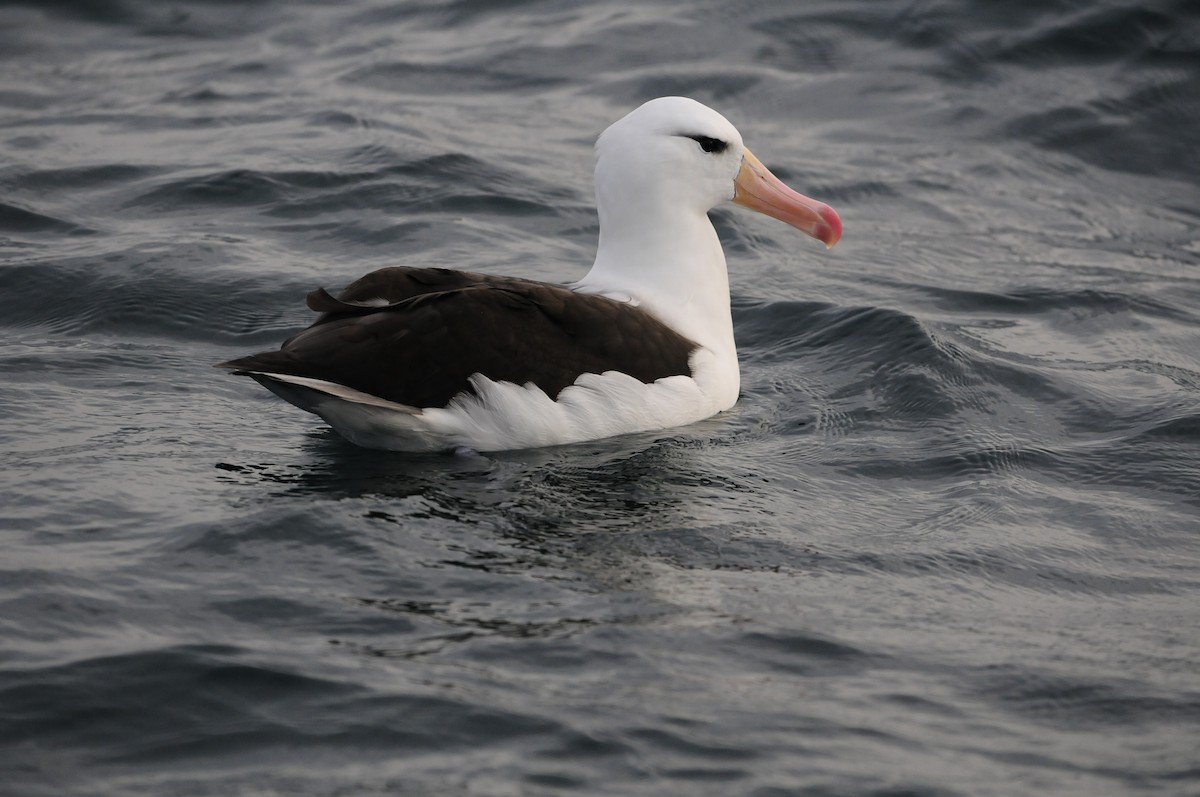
top-left (680, 134), bottom-right (728, 154)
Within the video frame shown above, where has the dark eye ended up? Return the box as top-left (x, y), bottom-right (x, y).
top-left (686, 135), bottom-right (728, 154)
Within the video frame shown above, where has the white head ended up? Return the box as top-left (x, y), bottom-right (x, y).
top-left (595, 97), bottom-right (747, 218)
top-left (594, 97), bottom-right (841, 248)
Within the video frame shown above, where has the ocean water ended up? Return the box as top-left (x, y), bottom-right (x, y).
top-left (2, 1), bottom-right (1199, 795)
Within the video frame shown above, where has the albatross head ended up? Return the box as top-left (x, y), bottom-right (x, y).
top-left (594, 96), bottom-right (842, 249)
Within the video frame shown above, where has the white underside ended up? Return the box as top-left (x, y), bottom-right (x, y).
top-left (246, 347), bottom-right (736, 452)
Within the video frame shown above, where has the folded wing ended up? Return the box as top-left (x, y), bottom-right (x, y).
top-left (219, 267), bottom-right (699, 410)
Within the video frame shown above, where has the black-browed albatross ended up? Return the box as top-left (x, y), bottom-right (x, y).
top-left (219, 97), bottom-right (842, 451)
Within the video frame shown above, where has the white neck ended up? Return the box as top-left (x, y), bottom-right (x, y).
top-left (576, 197), bottom-right (736, 363)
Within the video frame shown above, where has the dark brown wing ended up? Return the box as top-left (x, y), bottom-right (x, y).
top-left (303, 267), bottom-right (522, 318)
top-left (219, 267), bottom-right (698, 409)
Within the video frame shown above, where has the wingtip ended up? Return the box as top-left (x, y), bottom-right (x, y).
top-left (215, 356), bottom-right (259, 372)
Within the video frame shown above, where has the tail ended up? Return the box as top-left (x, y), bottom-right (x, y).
top-left (217, 355), bottom-right (419, 416)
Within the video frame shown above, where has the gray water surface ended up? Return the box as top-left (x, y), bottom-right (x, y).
top-left (2, 1), bottom-right (1199, 795)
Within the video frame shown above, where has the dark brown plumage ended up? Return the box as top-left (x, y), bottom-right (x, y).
top-left (218, 267), bottom-right (699, 410)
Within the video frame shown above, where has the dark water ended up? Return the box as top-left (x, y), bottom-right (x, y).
top-left (2, 1), bottom-right (1199, 794)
